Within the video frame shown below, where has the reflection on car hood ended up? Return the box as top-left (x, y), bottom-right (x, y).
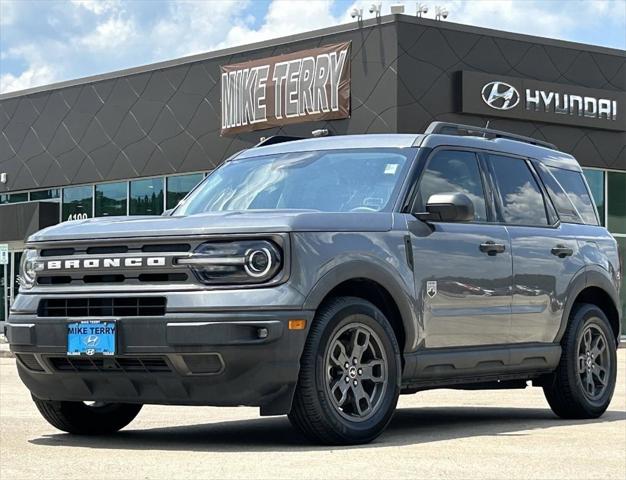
top-left (28, 210), bottom-right (394, 242)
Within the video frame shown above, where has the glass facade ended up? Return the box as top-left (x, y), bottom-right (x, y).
top-left (30, 189), bottom-right (60, 201)
top-left (95, 182), bottom-right (127, 217)
top-left (0, 263), bottom-right (5, 329)
top-left (583, 169), bottom-right (605, 225)
top-left (166, 173), bottom-right (204, 210)
top-left (130, 178), bottom-right (164, 216)
top-left (607, 171), bottom-right (626, 234)
top-left (617, 237), bottom-right (626, 323)
top-left (62, 185), bottom-right (93, 221)
top-left (0, 192), bottom-right (28, 204)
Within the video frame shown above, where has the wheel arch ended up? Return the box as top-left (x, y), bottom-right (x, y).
top-left (303, 261), bottom-right (418, 353)
top-left (557, 267), bottom-right (622, 346)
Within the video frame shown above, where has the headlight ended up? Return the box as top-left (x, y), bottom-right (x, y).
top-left (177, 240), bottom-right (283, 285)
top-left (19, 248), bottom-right (42, 290)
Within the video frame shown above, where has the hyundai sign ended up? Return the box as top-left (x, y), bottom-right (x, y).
top-left (462, 71), bottom-right (625, 131)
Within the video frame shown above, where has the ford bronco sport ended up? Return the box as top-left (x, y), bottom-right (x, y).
top-left (7, 122), bottom-right (621, 445)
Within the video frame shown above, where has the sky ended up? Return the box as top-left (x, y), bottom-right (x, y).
top-left (1, 0), bottom-right (625, 94)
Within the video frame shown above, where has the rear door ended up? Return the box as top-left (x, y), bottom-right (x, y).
top-left (486, 154), bottom-right (586, 344)
top-left (408, 149), bottom-right (513, 348)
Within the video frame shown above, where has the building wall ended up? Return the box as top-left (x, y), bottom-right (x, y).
top-left (0, 22), bottom-right (399, 193)
top-left (396, 19), bottom-right (626, 172)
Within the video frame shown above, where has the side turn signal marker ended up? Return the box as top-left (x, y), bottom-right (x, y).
top-left (288, 319), bottom-right (307, 330)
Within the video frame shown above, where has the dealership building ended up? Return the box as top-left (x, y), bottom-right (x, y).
top-left (0, 14), bottom-right (625, 327)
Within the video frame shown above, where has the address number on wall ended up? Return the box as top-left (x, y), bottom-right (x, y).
top-left (67, 213), bottom-right (89, 221)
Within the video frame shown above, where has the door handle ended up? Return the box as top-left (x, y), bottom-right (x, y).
top-left (551, 245), bottom-right (573, 258)
top-left (479, 241), bottom-right (506, 256)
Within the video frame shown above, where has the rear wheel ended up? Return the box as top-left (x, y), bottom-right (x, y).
top-left (32, 396), bottom-right (142, 434)
top-left (543, 303), bottom-right (617, 419)
top-left (289, 297), bottom-right (401, 445)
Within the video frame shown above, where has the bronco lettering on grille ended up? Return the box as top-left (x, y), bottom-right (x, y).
top-left (46, 257), bottom-right (166, 270)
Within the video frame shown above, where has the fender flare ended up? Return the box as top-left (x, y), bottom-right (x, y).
top-left (554, 265), bottom-right (621, 344)
top-left (302, 259), bottom-right (419, 352)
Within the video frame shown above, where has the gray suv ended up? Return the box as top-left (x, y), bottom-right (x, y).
top-left (7, 122), bottom-right (621, 445)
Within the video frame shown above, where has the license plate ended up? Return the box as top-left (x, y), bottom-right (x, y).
top-left (67, 321), bottom-right (116, 356)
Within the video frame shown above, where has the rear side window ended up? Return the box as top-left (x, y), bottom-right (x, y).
top-left (417, 150), bottom-right (487, 222)
top-left (547, 167), bottom-right (599, 225)
top-left (535, 164), bottom-right (583, 224)
top-left (489, 155), bottom-right (549, 226)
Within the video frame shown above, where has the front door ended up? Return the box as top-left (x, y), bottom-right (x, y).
top-left (408, 149), bottom-right (513, 348)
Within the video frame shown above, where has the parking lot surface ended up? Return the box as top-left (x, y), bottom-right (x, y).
top-left (1, 353), bottom-right (624, 480)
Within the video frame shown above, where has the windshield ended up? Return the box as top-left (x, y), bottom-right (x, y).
top-left (174, 148), bottom-right (413, 215)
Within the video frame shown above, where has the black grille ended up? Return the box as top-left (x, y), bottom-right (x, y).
top-left (16, 353), bottom-right (45, 372)
top-left (38, 297), bottom-right (166, 317)
top-left (50, 356), bottom-right (171, 373)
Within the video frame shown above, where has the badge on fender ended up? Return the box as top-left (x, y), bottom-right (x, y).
top-left (426, 281), bottom-right (437, 298)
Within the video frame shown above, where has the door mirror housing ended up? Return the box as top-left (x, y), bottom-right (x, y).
top-left (415, 193), bottom-right (475, 222)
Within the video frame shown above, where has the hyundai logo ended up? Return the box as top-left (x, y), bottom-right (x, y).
top-left (481, 81), bottom-right (520, 110)
top-left (84, 335), bottom-right (100, 348)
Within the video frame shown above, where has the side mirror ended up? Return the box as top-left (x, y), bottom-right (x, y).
top-left (415, 193), bottom-right (475, 222)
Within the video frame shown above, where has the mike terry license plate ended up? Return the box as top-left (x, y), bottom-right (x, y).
top-left (67, 320), bottom-right (116, 356)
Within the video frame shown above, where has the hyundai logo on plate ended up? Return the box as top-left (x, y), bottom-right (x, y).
top-left (481, 81), bottom-right (520, 110)
top-left (83, 335), bottom-right (100, 348)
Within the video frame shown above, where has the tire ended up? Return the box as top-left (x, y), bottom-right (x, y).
top-left (32, 396), bottom-right (142, 434)
top-left (543, 303), bottom-right (617, 419)
top-left (288, 296), bottom-right (401, 445)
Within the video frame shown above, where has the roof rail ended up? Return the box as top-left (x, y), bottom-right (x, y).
top-left (254, 135), bottom-right (304, 147)
top-left (425, 122), bottom-right (558, 151)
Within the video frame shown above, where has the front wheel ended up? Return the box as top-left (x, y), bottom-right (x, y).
top-left (32, 396), bottom-right (142, 434)
top-left (543, 303), bottom-right (617, 419)
top-left (289, 296), bottom-right (401, 445)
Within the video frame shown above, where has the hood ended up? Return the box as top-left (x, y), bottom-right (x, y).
top-left (27, 210), bottom-right (394, 242)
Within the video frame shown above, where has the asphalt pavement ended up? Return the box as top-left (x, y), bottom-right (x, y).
top-left (1, 353), bottom-right (624, 480)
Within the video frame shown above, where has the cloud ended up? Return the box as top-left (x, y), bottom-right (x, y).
top-left (0, 64), bottom-right (57, 94)
top-left (69, 0), bottom-right (120, 15)
top-left (80, 15), bottom-right (137, 49)
top-left (1, 0), bottom-right (624, 95)
top-left (217, 0), bottom-right (342, 50)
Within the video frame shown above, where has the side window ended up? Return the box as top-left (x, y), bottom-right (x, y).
top-left (547, 167), bottom-right (599, 225)
top-left (489, 155), bottom-right (549, 226)
top-left (417, 150), bottom-right (487, 222)
top-left (535, 163), bottom-right (583, 224)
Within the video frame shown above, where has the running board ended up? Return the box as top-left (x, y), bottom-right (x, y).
top-left (401, 343), bottom-right (561, 388)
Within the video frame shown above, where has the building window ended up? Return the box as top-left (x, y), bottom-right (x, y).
top-left (130, 178), bottom-right (164, 216)
top-left (615, 236), bottom-right (626, 334)
top-left (0, 192), bottom-right (28, 204)
top-left (95, 182), bottom-right (127, 217)
top-left (582, 169), bottom-right (605, 226)
top-left (166, 173), bottom-right (204, 210)
top-left (30, 189), bottom-right (60, 201)
top-left (607, 171), bottom-right (626, 235)
top-left (62, 185), bottom-right (93, 221)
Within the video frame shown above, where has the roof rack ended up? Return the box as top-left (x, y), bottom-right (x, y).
top-left (254, 135), bottom-right (304, 147)
top-left (425, 122), bottom-right (558, 151)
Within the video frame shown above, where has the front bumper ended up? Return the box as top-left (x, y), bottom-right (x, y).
top-left (6, 310), bottom-right (313, 416)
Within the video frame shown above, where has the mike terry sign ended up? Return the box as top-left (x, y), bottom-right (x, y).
top-left (221, 42), bottom-right (351, 135)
